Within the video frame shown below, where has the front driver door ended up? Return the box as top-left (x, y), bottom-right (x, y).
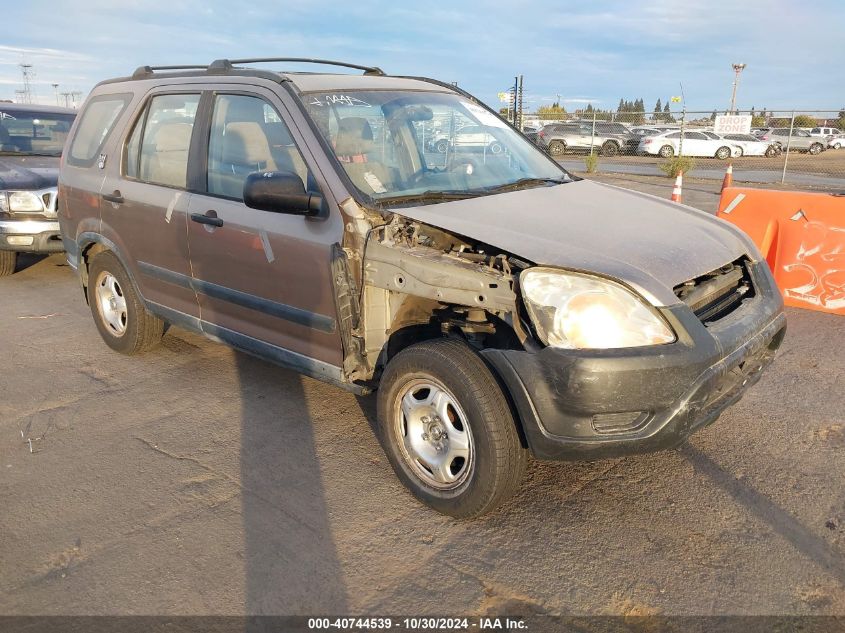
top-left (185, 88), bottom-right (344, 371)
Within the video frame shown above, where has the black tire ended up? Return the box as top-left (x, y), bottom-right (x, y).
top-left (377, 338), bottom-right (528, 518)
top-left (87, 251), bottom-right (164, 354)
top-left (765, 145), bottom-right (778, 158)
top-left (734, 147), bottom-right (744, 158)
top-left (808, 143), bottom-right (823, 155)
top-left (601, 141), bottom-right (619, 157)
top-left (832, 141), bottom-right (842, 150)
top-left (659, 144), bottom-right (674, 158)
top-left (435, 139), bottom-right (449, 153)
top-left (0, 250), bottom-right (17, 277)
top-left (715, 146), bottom-right (731, 160)
top-left (548, 140), bottom-right (565, 156)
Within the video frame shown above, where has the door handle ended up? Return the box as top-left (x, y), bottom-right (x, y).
top-left (190, 212), bottom-right (224, 228)
top-left (101, 190), bottom-right (124, 204)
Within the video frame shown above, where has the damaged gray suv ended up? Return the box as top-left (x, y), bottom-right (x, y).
top-left (60, 58), bottom-right (786, 518)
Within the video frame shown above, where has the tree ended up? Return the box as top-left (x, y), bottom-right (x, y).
top-left (654, 98), bottom-right (662, 114)
top-left (710, 110), bottom-right (717, 121)
top-left (663, 103), bottom-right (675, 123)
top-left (838, 107), bottom-right (845, 129)
top-left (750, 106), bottom-right (756, 117)
top-left (537, 103), bottom-right (566, 121)
top-left (793, 114), bottom-right (817, 128)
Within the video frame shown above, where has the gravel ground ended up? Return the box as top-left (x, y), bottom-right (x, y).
top-left (1, 201), bottom-right (843, 617)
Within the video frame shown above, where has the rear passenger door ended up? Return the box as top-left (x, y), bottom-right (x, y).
top-left (99, 89), bottom-right (201, 320)
top-left (185, 87), bottom-right (344, 368)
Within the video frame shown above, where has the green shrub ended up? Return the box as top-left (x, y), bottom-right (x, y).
top-left (584, 152), bottom-right (600, 174)
top-left (659, 156), bottom-right (696, 178)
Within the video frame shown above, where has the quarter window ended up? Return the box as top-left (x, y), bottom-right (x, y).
top-left (67, 93), bottom-right (131, 166)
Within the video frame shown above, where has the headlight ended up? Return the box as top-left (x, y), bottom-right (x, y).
top-left (6, 191), bottom-right (45, 213)
top-left (520, 268), bottom-right (675, 349)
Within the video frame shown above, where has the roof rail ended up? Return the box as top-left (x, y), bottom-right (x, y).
top-left (209, 57), bottom-right (385, 76)
top-left (131, 65), bottom-right (209, 80)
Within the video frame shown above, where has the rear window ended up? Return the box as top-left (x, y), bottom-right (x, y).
top-left (67, 93), bottom-right (131, 167)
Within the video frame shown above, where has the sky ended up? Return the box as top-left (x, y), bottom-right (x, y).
top-left (2, 0), bottom-right (844, 115)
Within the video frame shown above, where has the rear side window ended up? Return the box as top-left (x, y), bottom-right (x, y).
top-left (124, 94), bottom-right (200, 189)
top-left (67, 94), bottom-right (131, 167)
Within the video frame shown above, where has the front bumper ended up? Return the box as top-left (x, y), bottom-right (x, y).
top-left (482, 261), bottom-right (786, 461)
top-left (0, 218), bottom-right (64, 253)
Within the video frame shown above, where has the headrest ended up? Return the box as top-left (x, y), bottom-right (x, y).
top-left (335, 117), bottom-right (374, 156)
top-left (265, 121), bottom-right (294, 147)
top-left (153, 123), bottom-right (193, 152)
top-left (221, 122), bottom-right (274, 167)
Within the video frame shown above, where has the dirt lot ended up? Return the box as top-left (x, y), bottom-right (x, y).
top-left (1, 204), bottom-right (844, 618)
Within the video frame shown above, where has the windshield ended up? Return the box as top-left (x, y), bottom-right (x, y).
top-left (301, 90), bottom-right (570, 205)
top-left (0, 108), bottom-right (75, 156)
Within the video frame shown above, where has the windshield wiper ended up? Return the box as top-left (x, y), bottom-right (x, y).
top-left (378, 190), bottom-right (485, 206)
top-left (483, 177), bottom-right (569, 193)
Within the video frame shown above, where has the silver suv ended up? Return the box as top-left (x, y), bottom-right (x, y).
top-left (537, 122), bottom-right (632, 156)
top-left (755, 128), bottom-right (825, 154)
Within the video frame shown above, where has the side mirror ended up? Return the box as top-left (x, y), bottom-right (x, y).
top-left (243, 171), bottom-right (323, 217)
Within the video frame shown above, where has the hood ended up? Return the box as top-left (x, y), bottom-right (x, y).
top-left (0, 155), bottom-right (60, 190)
top-left (395, 180), bottom-right (759, 306)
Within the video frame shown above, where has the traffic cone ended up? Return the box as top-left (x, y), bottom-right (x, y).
top-left (721, 163), bottom-right (733, 193)
top-left (671, 171), bottom-right (683, 203)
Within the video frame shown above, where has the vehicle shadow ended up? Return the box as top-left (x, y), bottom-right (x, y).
top-left (236, 352), bottom-right (349, 619)
top-left (13, 253), bottom-right (49, 273)
top-left (680, 444), bottom-right (845, 585)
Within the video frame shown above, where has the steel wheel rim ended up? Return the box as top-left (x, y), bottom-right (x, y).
top-left (95, 271), bottom-right (128, 337)
top-left (393, 377), bottom-right (474, 490)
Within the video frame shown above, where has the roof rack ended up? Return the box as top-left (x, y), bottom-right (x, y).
top-left (131, 65), bottom-right (209, 80)
top-left (209, 57), bottom-right (385, 76)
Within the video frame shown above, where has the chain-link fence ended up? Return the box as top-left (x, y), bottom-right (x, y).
top-left (518, 109), bottom-right (845, 193)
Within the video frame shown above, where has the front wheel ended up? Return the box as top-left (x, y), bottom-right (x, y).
top-left (0, 250), bottom-right (17, 277)
top-left (547, 140), bottom-right (566, 156)
top-left (765, 145), bottom-right (778, 157)
top-left (87, 251), bottom-right (164, 354)
top-left (659, 144), bottom-right (674, 158)
top-left (377, 338), bottom-right (527, 518)
top-left (601, 141), bottom-right (619, 157)
top-left (715, 146), bottom-right (732, 160)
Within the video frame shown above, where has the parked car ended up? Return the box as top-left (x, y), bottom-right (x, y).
top-left (427, 124), bottom-right (504, 154)
top-left (701, 131), bottom-right (779, 157)
top-left (0, 103), bottom-right (76, 275)
top-left (60, 57), bottom-right (786, 518)
top-left (638, 130), bottom-right (739, 159)
top-left (754, 128), bottom-right (826, 154)
top-left (809, 126), bottom-right (842, 138)
top-left (537, 122), bottom-right (631, 156)
top-left (826, 135), bottom-right (845, 150)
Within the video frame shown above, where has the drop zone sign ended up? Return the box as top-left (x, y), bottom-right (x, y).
top-left (714, 115), bottom-right (752, 134)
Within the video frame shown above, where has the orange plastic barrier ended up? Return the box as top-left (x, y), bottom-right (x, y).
top-left (717, 186), bottom-right (845, 315)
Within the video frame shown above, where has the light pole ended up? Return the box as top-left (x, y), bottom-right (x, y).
top-left (729, 63), bottom-right (746, 113)
top-left (52, 83), bottom-right (59, 106)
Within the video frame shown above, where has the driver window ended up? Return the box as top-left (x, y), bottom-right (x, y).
top-left (206, 94), bottom-right (311, 200)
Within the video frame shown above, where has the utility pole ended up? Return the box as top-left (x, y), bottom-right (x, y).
top-left (52, 83), bottom-right (60, 106)
top-left (729, 63), bottom-right (746, 113)
top-left (517, 75), bottom-right (524, 130)
top-left (61, 91), bottom-right (73, 108)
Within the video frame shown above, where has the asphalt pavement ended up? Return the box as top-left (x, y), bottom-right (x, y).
top-left (1, 236), bottom-right (843, 616)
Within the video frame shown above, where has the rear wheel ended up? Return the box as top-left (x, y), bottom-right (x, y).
top-left (377, 338), bottom-right (527, 518)
top-left (659, 144), bottom-right (674, 158)
top-left (832, 141), bottom-right (842, 150)
top-left (734, 147), bottom-right (744, 158)
top-left (0, 250), bottom-right (17, 277)
top-left (808, 143), bottom-right (823, 155)
top-left (87, 251), bottom-right (164, 354)
top-left (547, 140), bottom-right (566, 156)
top-left (715, 146), bottom-right (731, 160)
top-left (601, 141), bottom-right (619, 157)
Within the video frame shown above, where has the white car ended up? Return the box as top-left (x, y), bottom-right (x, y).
top-left (638, 130), bottom-right (740, 159)
top-left (713, 132), bottom-right (779, 157)
top-left (827, 135), bottom-right (845, 150)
